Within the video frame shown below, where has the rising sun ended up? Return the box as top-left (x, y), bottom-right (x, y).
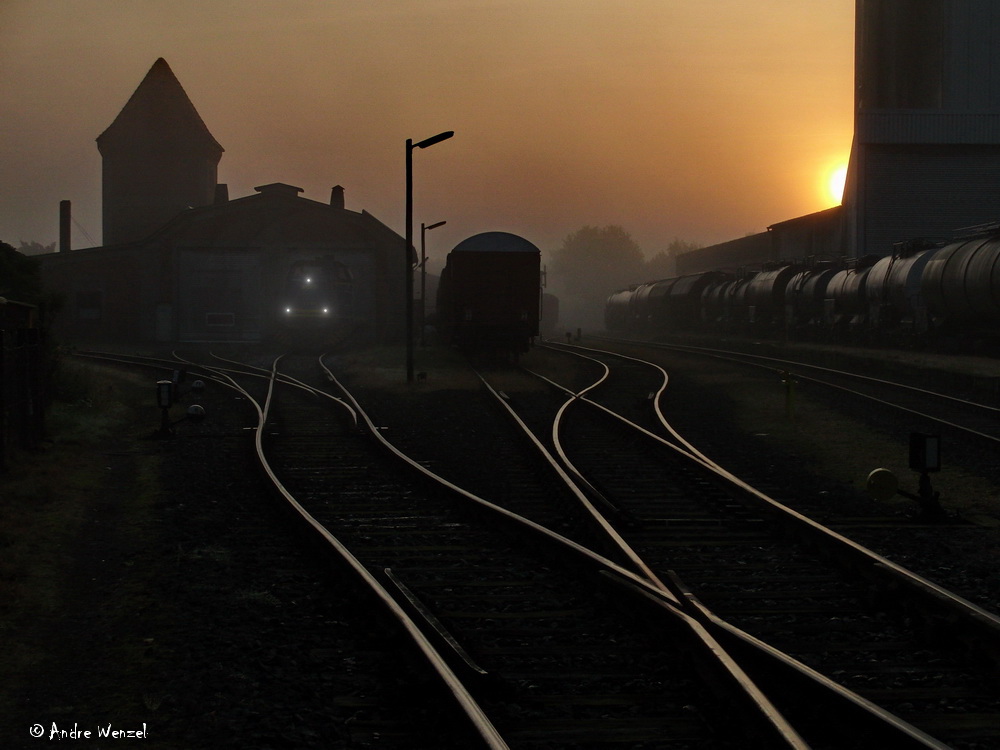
top-left (827, 164), bottom-right (848, 205)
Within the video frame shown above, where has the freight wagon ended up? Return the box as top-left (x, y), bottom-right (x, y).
top-left (436, 232), bottom-right (541, 358)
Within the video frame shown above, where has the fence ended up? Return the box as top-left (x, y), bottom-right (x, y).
top-left (0, 322), bottom-right (45, 470)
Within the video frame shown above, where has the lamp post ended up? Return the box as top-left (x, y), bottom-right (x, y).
top-left (420, 219), bottom-right (446, 346)
top-left (405, 130), bottom-right (453, 383)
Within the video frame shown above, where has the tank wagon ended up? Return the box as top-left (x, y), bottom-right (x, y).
top-left (436, 231), bottom-right (541, 357)
top-left (745, 265), bottom-right (799, 327)
top-left (606, 272), bottom-right (731, 335)
top-left (604, 287), bottom-right (635, 332)
top-left (864, 241), bottom-right (938, 333)
top-left (823, 256), bottom-right (877, 333)
top-left (785, 263), bottom-right (839, 332)
top-left (605, 223), bottom-right (1000, 349)
top-left (922, 230), bottom-right (1000, 327)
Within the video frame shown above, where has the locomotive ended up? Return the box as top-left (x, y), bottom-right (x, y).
top-left (606, 224), bottom-right (1000, 349)
top-left (275, 256), bottom-right (355, 345)
top-left (436, 231), bottom-right (541, 358)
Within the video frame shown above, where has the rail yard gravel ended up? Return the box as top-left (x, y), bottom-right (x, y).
top-left (2, 341), bottom-right (998, 749)
top-left (336, 342), bottom-right (1000, 618)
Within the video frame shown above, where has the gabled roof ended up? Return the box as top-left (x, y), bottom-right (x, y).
top-left (96, 58), bottom-right (223, 155)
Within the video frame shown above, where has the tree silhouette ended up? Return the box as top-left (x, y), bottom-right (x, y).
top-left (18, 240), bottom-right (56, 256)
top-left (549, 225), bottom-right (646, 330)
top-left (645, 238), bottom-right (702, 280)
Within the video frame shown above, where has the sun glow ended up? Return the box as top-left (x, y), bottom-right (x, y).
top-left (827, 164), bottom-right (848, 205)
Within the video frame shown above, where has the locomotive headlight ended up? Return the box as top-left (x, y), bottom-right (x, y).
top-left (304, 276), bottom-right (313, 285)
top-left (322, 307), bottom-right (330, 315)
top-left (284, 306), bottom-right (292, 314)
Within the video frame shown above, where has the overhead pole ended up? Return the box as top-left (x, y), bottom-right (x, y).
top-left (405, 131), bottom-right (453, 382)
top-left (420, 220), bottom-right (447, 346)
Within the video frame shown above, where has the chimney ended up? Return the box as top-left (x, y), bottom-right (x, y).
top-left (214, 183), bottom-right (229, 204)
top-left (59, 200), bottom-right (71, 252)
top-left (330, 185), bottom-right (345, 210)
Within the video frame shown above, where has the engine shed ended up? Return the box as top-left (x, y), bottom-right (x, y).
top-left (40, 183), bottom-right (406, 345)
top-left (36, 58), bottom-right (407, 347)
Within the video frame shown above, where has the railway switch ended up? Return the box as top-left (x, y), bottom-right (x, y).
top-left (866, 432), bottom-right (946, 520)
top-left (156, 379), bottom-right (173, 436)
top-left (909, 432), bottom-right (941, 473)
top-left (156, 379), bottom-right (173, 409)
top-left (155, 379), bottom-right (207, 437)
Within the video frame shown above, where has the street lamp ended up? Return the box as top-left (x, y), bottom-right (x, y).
top-left (420, 219), bottom-right (446, 346)
top-left (405, 130), bottom-right (453, 382)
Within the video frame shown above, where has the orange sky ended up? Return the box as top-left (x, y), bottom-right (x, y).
top-left (0, 0), bottom-right (854, 271)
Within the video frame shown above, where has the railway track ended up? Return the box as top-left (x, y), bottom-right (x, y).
top-left (263, 354), bottom-right (810, 749)
top-left (95, 349), bottom-right (799, 748)
top-left (333, 355), bottom-right (985, 747)
top-left (75, 349), bottom-right (489, 747)
top-left (600, 337), bottom-right (1000, 449)
top-left (578, 336), bottom-right (1000, 591)
top-left (70, 346), bottom-right (1000, 747)
top-left (485, 342), bottom-right (1000, 749)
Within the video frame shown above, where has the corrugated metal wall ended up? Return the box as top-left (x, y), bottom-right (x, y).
top-left (857, 0), bottom-right (944, 111)
top-left (857, 0), bottom-right (1000, 116)
top-left (948, 0), bottom-right (1000, 111)
top-left (862, 145), bottom-right (1000, 254)
top-left (850, 0), bottom-right (1000, 258)
top-left (858, 113), bottom-right (1000, 145)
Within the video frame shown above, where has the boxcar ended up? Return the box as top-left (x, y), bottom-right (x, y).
top-left (436, 232), bottom-right (541, 356)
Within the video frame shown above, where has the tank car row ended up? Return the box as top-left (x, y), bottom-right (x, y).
top-left (606, 225), bottom-right (1000, 346)
top-left (436, 231), bottom-right (542, 358)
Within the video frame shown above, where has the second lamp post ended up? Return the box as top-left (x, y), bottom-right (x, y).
top-left (420, 219), bottom-right (446, 346)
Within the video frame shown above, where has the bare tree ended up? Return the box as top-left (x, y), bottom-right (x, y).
top-left (18, 241), bottom-right (56, 256)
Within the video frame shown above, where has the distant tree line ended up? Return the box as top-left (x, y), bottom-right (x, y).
top-left (546, 225), bottom-right (700, 331)
top-left (17, 241), bottom-right (56, 256)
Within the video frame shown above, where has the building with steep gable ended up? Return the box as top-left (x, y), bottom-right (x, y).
top-left (39, 59), bottom-right (407, 345)
top-left (97, 58), bottom-right (224, 247)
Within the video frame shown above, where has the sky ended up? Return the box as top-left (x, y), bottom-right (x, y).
top-left (0, 0), bottom-right (855, 273)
